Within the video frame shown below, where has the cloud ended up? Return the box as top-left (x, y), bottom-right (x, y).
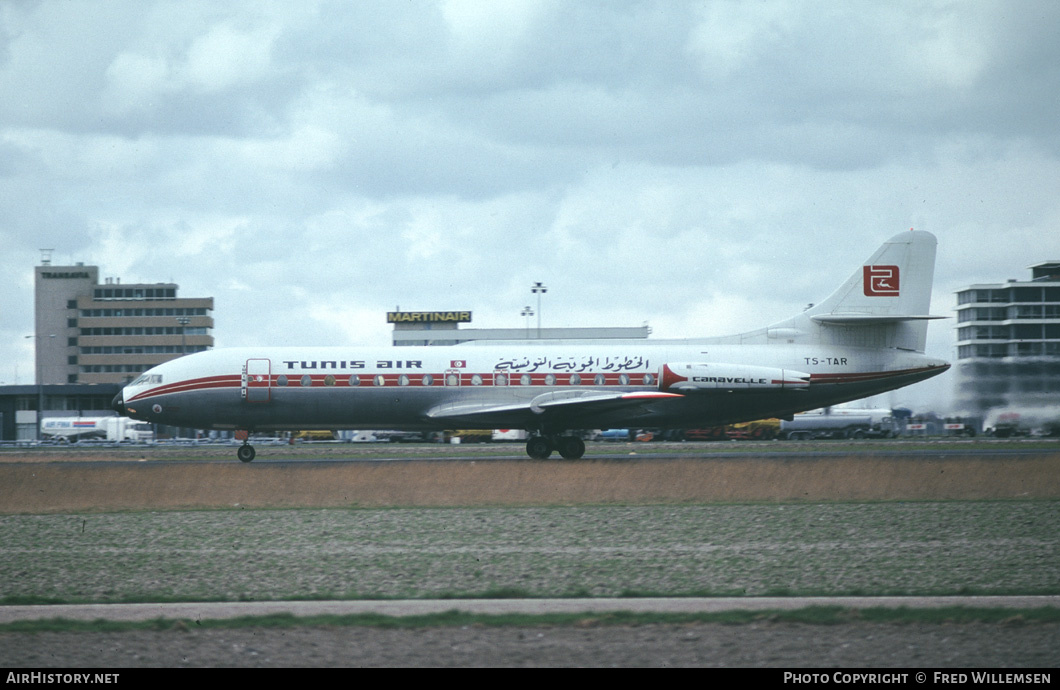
top-left (1, 0), bottom-right (1058, 412)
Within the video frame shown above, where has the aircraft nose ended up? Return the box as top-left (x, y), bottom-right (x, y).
top-left (111, 392), bottom-right (126, 415)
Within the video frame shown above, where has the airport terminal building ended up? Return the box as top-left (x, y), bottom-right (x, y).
top-left (954, 260), bottom-right (1060, 414)
top-left (0, 256), bottom-right (217, 441)
top-left (33, 256), bottom-right (214, 386)
top-left (389, 311), bottom-right (651, 346)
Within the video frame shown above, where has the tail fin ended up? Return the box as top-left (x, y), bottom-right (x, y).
top-left (768, 229), bottom-right (942, 352)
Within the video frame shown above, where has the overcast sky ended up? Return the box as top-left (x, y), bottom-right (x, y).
top-left (3, 0), bottom-right (1059, 412)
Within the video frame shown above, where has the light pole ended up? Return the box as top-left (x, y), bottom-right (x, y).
top-left (25, 333), bottom-right (56, 441)
top-left (521, 306), bottom-right (534, 338)
top-left (531, 282), bottom-right (547, 338)
top-left (176, 317), bottom-right (190, 356)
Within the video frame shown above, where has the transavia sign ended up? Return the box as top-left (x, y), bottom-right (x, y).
top-left (387, 311), bottom-right (472, 324)
top-left (40, 271), bottom-right (93, 279)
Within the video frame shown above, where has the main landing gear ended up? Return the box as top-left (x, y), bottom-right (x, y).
top-left (525, 435), bottom-right (586, 460)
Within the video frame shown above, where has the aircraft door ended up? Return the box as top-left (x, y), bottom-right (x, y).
top-left (243, 358), bottom-right (272, 403)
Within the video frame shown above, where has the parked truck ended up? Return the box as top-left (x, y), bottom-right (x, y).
top-left (941, 416), bottom-right (981, 437)
top-left (40, 416), bottom-right (154, 443)
top-left (780, 407), bottom-right (903, 440)
top-left (987, 412), bottom-right (1030, 438)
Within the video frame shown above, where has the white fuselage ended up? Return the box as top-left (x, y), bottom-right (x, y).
top-left (117, 341), bottom-right (948, 433)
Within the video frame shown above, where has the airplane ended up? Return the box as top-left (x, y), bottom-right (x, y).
top-left (112, 229), bottom-right (950, 462)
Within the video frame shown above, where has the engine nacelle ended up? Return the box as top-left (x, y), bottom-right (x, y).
top-left (659, 362), bottom-right (811, 392)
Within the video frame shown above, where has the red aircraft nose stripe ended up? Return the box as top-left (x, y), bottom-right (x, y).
top-left (128, 376), bottom-right (240, 402)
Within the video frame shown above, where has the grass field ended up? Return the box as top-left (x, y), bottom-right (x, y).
top-left (2, 501), bottom-right (1057, 604)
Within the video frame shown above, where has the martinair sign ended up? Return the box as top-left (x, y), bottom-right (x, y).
top-left (387, 311), bottom-right (472, 324)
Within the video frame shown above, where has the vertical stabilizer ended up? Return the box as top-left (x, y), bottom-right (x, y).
top-left (769, 230), bottom-right (941, 352)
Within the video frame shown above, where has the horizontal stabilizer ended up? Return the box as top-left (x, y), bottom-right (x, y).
top-left (811, 314), bottom-right (947, 325)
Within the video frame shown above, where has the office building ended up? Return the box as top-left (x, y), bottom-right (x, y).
top-left (33, 254), bottom-right (214, 385)
top-left (954, 261), bottom-right (1060, 413)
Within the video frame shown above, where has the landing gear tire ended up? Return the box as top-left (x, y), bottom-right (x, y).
top-left (557, 436), bottom-right (586, 460)
top-left (526, 436), bottom-right (553, 460)
top-left (237, 444), bottom-right (256, 463)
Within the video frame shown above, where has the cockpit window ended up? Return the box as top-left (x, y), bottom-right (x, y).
top-left (131, 374), bottom-right (163, 386)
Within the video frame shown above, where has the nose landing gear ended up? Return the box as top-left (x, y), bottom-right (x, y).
top-left (237, 441), bottom-right (256, 463)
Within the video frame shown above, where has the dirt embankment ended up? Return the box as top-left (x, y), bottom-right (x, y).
top-left (2, 446), bottom-right (1058, 513)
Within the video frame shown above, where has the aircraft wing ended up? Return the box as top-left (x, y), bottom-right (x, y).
top-left (425, 390), bottom-right (684, 427)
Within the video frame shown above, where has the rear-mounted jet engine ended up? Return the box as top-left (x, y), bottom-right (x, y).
top-left (659, 363), bottom-right (811, 392)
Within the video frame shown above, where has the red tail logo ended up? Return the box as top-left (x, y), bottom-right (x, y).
top-left (863, 265), bottom-right (900, 296)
